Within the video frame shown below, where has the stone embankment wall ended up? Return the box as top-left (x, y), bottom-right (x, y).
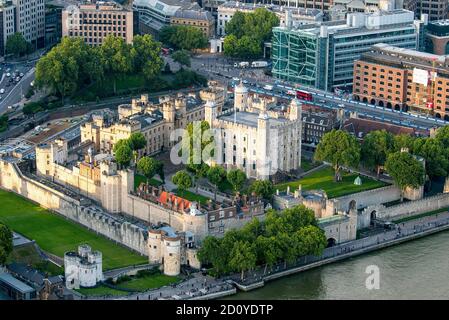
top-left (0, 159), bottom-right (148, 255)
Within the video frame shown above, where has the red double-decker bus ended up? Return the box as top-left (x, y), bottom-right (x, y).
top-left (296, 90), bottom-right (313, 101)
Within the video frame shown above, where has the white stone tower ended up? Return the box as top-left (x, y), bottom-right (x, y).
top-left (234, 81), bottom-right (248, 110)
top-left (148, 229), bottom-right (162, 264)
top-left (163, 237), bottom-right (181, 276)
top-left (204, 100), bottom-right (217, 126)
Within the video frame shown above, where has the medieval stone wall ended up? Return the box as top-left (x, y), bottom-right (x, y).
top-left (0, 159), bottom-right (148, 255)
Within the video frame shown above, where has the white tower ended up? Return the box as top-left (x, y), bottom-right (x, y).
top-left (234, 81), bottom-right (248, 111)
top-left (256, 106), bottom-right (270, 180)
top-left (204, 100), bottom-right (217, 126)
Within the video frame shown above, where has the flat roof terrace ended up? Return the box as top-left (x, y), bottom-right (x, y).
top-left (218, 111), bottom-right (288, 128)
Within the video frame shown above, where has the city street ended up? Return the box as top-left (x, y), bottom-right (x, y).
top-left (190, 53), bottom-right (447, 132)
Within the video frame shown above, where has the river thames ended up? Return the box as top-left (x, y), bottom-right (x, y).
top-left (227, 230), bottom-right (449, 300)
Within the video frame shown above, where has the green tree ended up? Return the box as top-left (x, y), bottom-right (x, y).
top-left (114, 143), bottom-right (133, 168)
top-left (361, 130), bottom-right (394, 177)
top-left (385, 151), bottom-right (425, 202)
top-left (228, 241), bottom-right (257, 281)
top-left (314, 129), bottom-right (360, 181)
top-left (223, 8), bottom-right (279, 59)
top-left (128, 132), bottom-right (147, 162)
top-left (159, 26), bottom-right (208, 51)
top-left (413, 137), bottom-right (449, 179)
top-left (223, 34), bottom-right (239, 57)
top-left (35, 37), bottom-right (99, 102)
top-left (0, 223), bottom-right (13, 266)
top-left (187, 162), bottom-right (210, 193)
top-left (5, 32), bottom-right (29, 57)
top-left (236, 35), bottom-right (261, 59)
top-left (207, 166), bottom-right (226, 201)
top-left (197, 236), bottom-right (228, 276)
top-left (224, 11), bottom-right (246, 38)
top-left (227, 169), bottom-right (246, 194)
top-left (393, 133), bottom-right (415, 153)
top-left (137, 156), bottom-right (160, 184)
top-left (98, 35), bottom-right (133, 94)
top-left (276, 232), bottom-right (298, 268)
top-left (172, 170), bottom-right (193, 195)
top-left (131, 34), bottom-right (163, 81)
top-left (171, 50), bottom-right (191, 67)
top-left (435, 126), bottom-right (449, 149)
top-left (249, 180), bottom-right (274, 201)
top-left (255, 236), bottom-right (281, 274)
top-left (294, 225), bottom-right (327, 257)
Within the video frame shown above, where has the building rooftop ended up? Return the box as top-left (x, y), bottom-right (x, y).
top-left (318, 214), bottom-right (348, 226)
top-left (342, 117), bottom-right (415, 139)
top-left (133, 0), bottom-right (201, 16)
top-left (218, 110), bottom-right (288, 127)
top-left (360, 44), bottom-right (449, 74)
top-left (275, 9), bottom-right (416, 36)
top-left (173, 8), bottom-right (214, 21)
top-left (0, 272), bottom-right (35, 294)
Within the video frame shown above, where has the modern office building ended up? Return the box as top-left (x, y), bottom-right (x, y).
top-left (353, 43), bottom-right (449, 118)
top-left (417, 0), bottom-right (448, 21)
top-left (0, 1), bottom-right (15, 55)
top-left (62, 2), bottom-right (133, 46)
top-left (12, 0), bottom-right (45, 49)
top-left (426, 20), bottom-right (449, 55)
top-left (133, 0), bottom-right (201, 36)
top-left (272, 7), bottom-right (427, 91)
top-left (45, 4), bottom-right (62, 48)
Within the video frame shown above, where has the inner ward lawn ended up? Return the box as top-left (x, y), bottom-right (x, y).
top-left (275, 166), bottom-right (387, 199)
top-left (0, 189), bottom-right (147, 270)
top-left (134, 174), bottom-right (163, 190)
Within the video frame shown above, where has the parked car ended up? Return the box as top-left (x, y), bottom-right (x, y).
top-left (0, 88), bottom-right (5, 94)
top-left (6, 73), bottom-right (10, 77)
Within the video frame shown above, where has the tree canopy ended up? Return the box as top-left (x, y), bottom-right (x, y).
top-left (249, 180), bottom-right (274, 200)
top-left (172, 170), bottom-right (193, 193)
top-left (207, 166), bottom-right (226, 200)
top-left (314, 129), bottom-right (360, 181)
top-left (137, 156), bottom-right (161, 183)
top-left (6, 32), bottom-right (32, 57)
top-left (385, 151), bottom-right (425, 201)
top-left (198, 205), bottom-right (326, 277)
top-left (227, 169), bottom-right (246, 193)
top-left (361, 130), bottom-right (394, 177)
top-left (172, 50), bottom-right (191, 67)
top-left (35, 35), bottom-right (163, 100)
top-left (160, 25), bottom-right (208, 51)
top-left (223, 8), bottom-right (279, 59)
top-left (114, 141), bottom-right (133, 168)
top-left (0, 223), bottom-right (13, 266)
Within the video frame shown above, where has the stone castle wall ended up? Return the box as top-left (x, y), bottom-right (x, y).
top-left (372, 193), bottom-right (449, 221)
top-left (0, 159), bottom-right (148, 255)
top-left (328, 185), bottom-right (401, 215)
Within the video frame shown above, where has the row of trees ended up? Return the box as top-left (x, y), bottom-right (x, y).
top-left (35, 35), bottom-right (164, 101)
top-left (314, 128), bottom-right (449, 200)
top-left (159, 26), bottom-right (208, 51)
top-left (223, 8), bottom-right (279, 59)
top-left (198, 205), bottom-right (326, 279)
top-left (0, 223), bottom-right (13, 266)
